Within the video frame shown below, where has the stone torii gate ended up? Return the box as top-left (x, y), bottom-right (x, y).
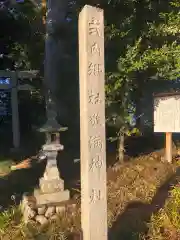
top-left (0, 70), bottom-right (38, 149)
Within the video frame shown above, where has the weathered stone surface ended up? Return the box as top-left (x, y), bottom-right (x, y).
top-left (45, 206), bottom-right (56, 218)
top-left (35, 215), bottom-right (48, 225)
top-left (34, 188), bottom-right (40, 196)
top-left (27, 210), bottom-right (36, 220)
top-left (50, 214), bottom-right (59, 221)
top-left (67, 203), bottom-right (76, 213)
top-left (35, 190), bottom-right (70, 206)
top-left (24, 205), bottom-right (36, 221)
top-left (79, 5), bottom-right (107, 240)
top-left (22, 195), bottom-right (36, 206)
top-left (37, 141), bottom-right (69, 206)
top-left (43, 167), bottom-right (60, 180)
top-left (39, 178), bottom-right (64, 194)
top-left (113, 165), bottom-right (120, 172)
top-left (42, 146), bottom-right (60, 181)
top-left (21, 196), bottom-right (70, 225)
top-left (38, 206), bottom-right (47, 215)
top-left (33, 142), bottom-right (70, 208)
top-left (56, 205), bottom-right (66, 215)
top-left (70, 203), bottom-right (76, 209)
top-left (42, 143), bottom-right (62, 151)
top-left (24, 193), bottom-right (36, 200)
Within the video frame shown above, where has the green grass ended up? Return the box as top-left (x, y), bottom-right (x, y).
top-left (0, 206), bottom-right (24, 239)
top-left (0, 151), bottom-right (179, 239)
top-left (0, 207), bottom-right (78, 240)
top-left (145, 186), bottom-right (180, 240)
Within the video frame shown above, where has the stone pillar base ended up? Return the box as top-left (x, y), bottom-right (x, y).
top-left (21, 189), bottom-right (72, 225)
top-left (20, 140), bottom-right (72, 225)
top-left (34, 189), bottom-right (70, 206)
top-left (39, 178), bottom-right (65, 194)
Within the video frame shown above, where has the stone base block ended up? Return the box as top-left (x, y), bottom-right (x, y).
top-left (34, 190), bottom-right (70, 207)
top-left (39, 178), bottom-right (64, 194)
top-left (21, 191), bottom-right (75, 225)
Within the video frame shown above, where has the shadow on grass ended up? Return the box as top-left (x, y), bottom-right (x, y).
top-left (0, 160), bottom-right (46, 211)
top-left (0, 130), bottom-right (47, 209)
top-left (0, 132), bottom-right (171, 206)
top-left (108, 167), bottom-right (180, 240)
top-left (57, 142), bottom-right (118, 198)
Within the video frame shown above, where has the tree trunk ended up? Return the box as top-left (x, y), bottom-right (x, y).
top-left (118, 132), bottom-right (125, 164)
top-left (45, 0), bottom-right (69, 122)
top-left (135, 100), bottom-right (141, 129)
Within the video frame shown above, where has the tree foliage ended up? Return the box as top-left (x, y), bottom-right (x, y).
top-left (0, 0), bottom-right (44, 70)
top-left (103, 0), bottom-right (180, 158)
top-left (1, 0), bottom-right (180, 157)
top-left (75, 0), bottom-right (180, 159)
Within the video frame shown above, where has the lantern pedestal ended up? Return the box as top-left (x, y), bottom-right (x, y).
top-left (21, 122), bottom-right (70, 224)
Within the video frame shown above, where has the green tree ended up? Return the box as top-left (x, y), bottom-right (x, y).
top-left (69, 0), bottom-right (180, 161)
top-left (0, 0), bottom-right (44, 70)
top-left (105, 0), bottom-right (180, 161)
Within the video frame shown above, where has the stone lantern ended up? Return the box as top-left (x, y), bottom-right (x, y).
top-left (21, 107), bottom-right (71, 224)
top-left (35, 93), bottom-right (69, 206)
top-left (21, 93), bottom-right (71, 224)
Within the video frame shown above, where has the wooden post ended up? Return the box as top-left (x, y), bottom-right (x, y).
top-left (165, 132), bottom-right (172, 163)
top-left (0, 70), bottom-right (38, 149)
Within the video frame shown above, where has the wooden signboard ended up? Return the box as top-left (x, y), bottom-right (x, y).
top-left (154, 93), bottom-right (180, 132)
top-left (154, 92), bottom-right (180, 163)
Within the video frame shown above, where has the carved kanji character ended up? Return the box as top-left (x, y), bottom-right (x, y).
top-left (88, 90), bottom-right (101, 104)
top-left (89, 189), bottom-right (101, 203)
top-left (89, 155), bottom-right (103, 171)
top-left (89, 136), bottom-right (103, 150)
top-left (90, 42), bottom-right (101, 56)
top-left (88, 63), bottom-right (103, 76)
top-left (89, 113), bottom-right (100, 126)
top-left (88, 17), bottom-right (101, 36)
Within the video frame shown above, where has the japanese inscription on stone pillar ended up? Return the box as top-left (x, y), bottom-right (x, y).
top-left (79, 5), bottom-right (107, 240)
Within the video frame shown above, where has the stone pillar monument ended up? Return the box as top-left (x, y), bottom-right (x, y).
top-left (79, 5), bottom-right (107, 240)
